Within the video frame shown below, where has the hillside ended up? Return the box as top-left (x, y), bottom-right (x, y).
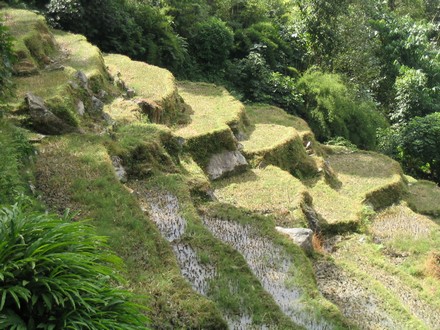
top-left (1, 9), bottom-right (439, 329)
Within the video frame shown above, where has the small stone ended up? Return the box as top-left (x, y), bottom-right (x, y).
top-left (275, 227), bottom-right (314, 253)
top-left (90, 96), bottom-right (104, 114)
top-left (126, 88), bottom-right (136, 98)
top-left (75, 71), bottom-right (88, 89)
top-left (206, 150), bottom-right (248, 180)
top-left (111, 156), bottom-right (127, 183)
top-left (76, 100), bottom-right (85, 116)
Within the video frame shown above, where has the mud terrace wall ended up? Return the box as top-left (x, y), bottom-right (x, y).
top-left (203, 217), bottom-right (333, 330)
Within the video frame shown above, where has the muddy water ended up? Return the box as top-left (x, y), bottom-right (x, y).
top-left (203, 217), bottom-right (332, 330)
top-left (143, 191), bottom-right (263, 329)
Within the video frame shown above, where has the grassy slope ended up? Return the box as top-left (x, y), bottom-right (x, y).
top-left (406, 180), bottom-right (440, 216)
top-left (35, 135), bottom-right (226, 328)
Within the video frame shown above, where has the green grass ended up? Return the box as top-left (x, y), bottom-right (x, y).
top-left (242, 123), bottom-right (297, 153)
top-left (406, 180), bottom-right (440, 216)
top-left (308, 151), bottom-right (405, 228)
top-left (104, 53), bottom-right (175, 101)
top-left (2, 9), bottom-right (56, 74)
top-left (213, 166), bottom-right (311, 227)
top-left (0, 119), bottom-right (33, 204)
top-left (104, 54), bottom-right (190, 125)
top-left (141, 174), bottom-right (299, 329)
top-left (175, 81), bottom-right (245, 139)
top-left (34, 135), bottom-right (225, 328)
top-left (108, 122), bottom-right (179, 178)
top-left (54, 31), bottom-right (109, 92)
top-left (103, 97), bottom-right (142, 124)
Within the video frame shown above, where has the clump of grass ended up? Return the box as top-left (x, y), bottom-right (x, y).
top-left (406, 180), bottom-right (440, 216)
top-left (54, 31), bottom-right (109, 92)
top-left (371, 204), bottom-right (435, 242)
top-left (425, 251), bottom-right (440, 280)
top-left (0, 119), bottom-right (34, 204)
top-left (213, 166), bottom-right (311, 227)
top-left (35, 135), bottom-right (225, 328)
top-left (244, 103), bottom-right (325, 156)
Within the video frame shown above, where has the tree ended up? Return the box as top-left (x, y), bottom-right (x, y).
top-left (190, 17), bottom-right (234, 70)
top-left (400, 113), bottom-right (440, 182)
top-left (0, 202), bottom-right (148, 329)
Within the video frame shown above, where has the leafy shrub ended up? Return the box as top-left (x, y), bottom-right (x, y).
top-left (190, 17), bottom-right (234, 70)
top-left (0, 19), bottom-right (14, 101)
top-left (399, 112), bottom-right (440, 182)
top-left (391, 65), bottom-right (438, 124)
top-left (230, 52), bottom-right (302, 113)
top-left (298, 69), bottom-right (386, 149)
top-left (0, 121), bottom-right (33, 204)
top-left (0, 202), bottom-right (148, 329)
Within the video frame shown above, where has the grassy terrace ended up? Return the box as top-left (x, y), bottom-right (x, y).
top-left (321, 204), bottom-right (440, 329)
top-left (213, 166), bottom-right (311, 227)
top-left (241, 123), bottom-right (317, 177)
top-left (175, 81), bottom-right (245, 139)
top-left (54, 31), bottom-right (107, 81)
top-left (35, 135), bottom-right (224, 328)
top-left (104, 53), bottom-right (175, 102)
top-left (406, 180), bottom-right (440, 216)
top-left (245, 104), bottom-right (310, 133)
top-left (309, 151), bottom-right (405, 228)
top-left (242, 123), bottom-right (298, 153)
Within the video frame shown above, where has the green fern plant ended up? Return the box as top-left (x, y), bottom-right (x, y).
top-left (0, 202), bottom-right (148, 329)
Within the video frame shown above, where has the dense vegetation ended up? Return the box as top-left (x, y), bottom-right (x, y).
top-left (4, 0), bottom-right (436, 182)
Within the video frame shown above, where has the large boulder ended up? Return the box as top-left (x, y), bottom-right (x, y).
top-left (206, 150), bottom-right (248, 180)
top-left (275, 227), bottom-right (314, 253)
top-left (23, 93), bottom-right (76, 135)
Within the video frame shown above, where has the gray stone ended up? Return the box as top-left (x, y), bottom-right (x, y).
top-left (75, 71), bottom-right (88, 89)
top-left (23, 93), bottom-right (76, 135)
top-left (126, 88), bottom-right (136, 98)
top-left (76, 100), bottom-right (85, 116)
top-left (90, 96), bottom-right (104, 114)
top-left (206, 150), bottom-right (248, 180)
top-left (102, 112), bottom-right (115, 126)
top-left (275, 227), bottom-right (314, 253)
top-left (111, 156), bottom-right (127, 183)
top-left (98, 89), bottom-right (108, 100)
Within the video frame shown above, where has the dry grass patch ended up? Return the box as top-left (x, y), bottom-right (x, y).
top-left (309, 151), bottom-right (405, 227)
top-left (371, 204), bottom-right (436, 242)
top-left (103, 97), bottom-right (142, 124)
top-left (425, 251), bottom-right (440, 280)
top-left (406, 180), bottom-right (440, 216)
top-left (175, 81), bottom-right (245, 139)
top-left (213, 166), bottom-right (310, 226)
